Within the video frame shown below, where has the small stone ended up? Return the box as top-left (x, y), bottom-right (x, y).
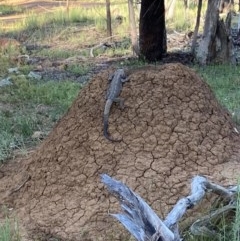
top-left (8, 67), bottom-right (19, 74)
top-left (36, 65), bottom-right (43, 71)
top-left (28, 71), bottom-right (42, 80)
top-left (0, 77), bottom-right (12, 87)
top-left (31, 131), bottom-right (45, 140)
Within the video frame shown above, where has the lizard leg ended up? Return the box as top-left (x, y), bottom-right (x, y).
top-left (114, 98), bottom-right (124, 109)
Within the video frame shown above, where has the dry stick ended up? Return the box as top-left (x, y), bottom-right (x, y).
top-left (10, 174), bottom-right (30, 195)
top-left (101, 174), bottom-right (175, 241)
top-left (102, 174), bottom-right (237, 241)
top-left (89, 34), bottom-right (124, 57)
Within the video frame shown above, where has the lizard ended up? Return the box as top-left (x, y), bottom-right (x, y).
top-left (103, 68), bottom-right (128, 142)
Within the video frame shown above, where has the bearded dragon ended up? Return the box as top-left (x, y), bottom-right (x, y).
top-left (103, 69), bottom-right (128, 142)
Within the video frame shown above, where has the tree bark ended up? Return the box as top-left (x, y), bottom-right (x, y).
top-left (191, 0), bottom-right (203, 54)
top-left (196, 0), bottom-right (234, 64)
top-left (219, 0), bottom-right (234, 13)
top-left (128, 0), bottom-right (140, 56)
top-left (139, 0), bottom-right (167, 62)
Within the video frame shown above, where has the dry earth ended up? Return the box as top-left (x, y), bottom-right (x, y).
top-left (0, 63), bottom-right (239, 241)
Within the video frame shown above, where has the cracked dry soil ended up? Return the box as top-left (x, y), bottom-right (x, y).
top-left (0, 63), bottom-right (240, 241)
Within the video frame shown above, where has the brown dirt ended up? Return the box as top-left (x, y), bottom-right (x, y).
top-left (0, 63), bottom-right (240, 241)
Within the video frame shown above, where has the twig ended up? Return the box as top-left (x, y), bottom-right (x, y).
top-left (10, 174), bottom-right (30, 195)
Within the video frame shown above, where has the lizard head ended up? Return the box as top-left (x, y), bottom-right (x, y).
top-left (119, 69), bottom-right (128, 83)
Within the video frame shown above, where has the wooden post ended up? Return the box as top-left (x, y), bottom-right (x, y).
top-left (106, 0), bottom-right (112, 39)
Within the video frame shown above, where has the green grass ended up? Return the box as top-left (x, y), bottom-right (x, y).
top-left (232, 184), bottom-right (240, 241)
top-left (0, 4), bottom-right (23, 16)
top-left (1, 2), bottom-right (130, 48)
top-left (66, 63), bottom-right (91, 76)
top-left (196, 65), bottom-right (240, 116)
top-left (183, 186), bottom-right (240, 241)
top-left (166, 0), bottom-right (207, 32)
top-left (0, 77), bottom-right (81, 162)
top-left (0, 77), bottom-right (81, 107)
top-left (0, 217), bottom-right (20, 241)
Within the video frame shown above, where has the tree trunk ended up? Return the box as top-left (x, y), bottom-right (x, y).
top-left (219, 0), bottom-right (234, 13)
top-left (106, 0), bottom-right (112, 38)
top-left (196, 0), bottom-right (233, 64)
top-left (166, 0), bottom-right (177, 20)
top-left (191, 0), bottom-right (203, 54)
top-left (139, 0), bottom-right (167, 62)
top-left (128, 0), bottom-right (140, 56)
top-left (66, 0), bottom-right (69, 19)
top-left (183, 0), bottom-right (189, 9)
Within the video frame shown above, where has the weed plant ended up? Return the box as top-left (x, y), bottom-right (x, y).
top-left (0, 217), bottom-right (20, 241)
top-left (183, 185), bottom-right (240, 241)
top-left (232, 184), bottom-right (240, 241)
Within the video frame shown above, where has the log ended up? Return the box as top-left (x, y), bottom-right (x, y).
top-left (101, 174), bottom-right (238, 241)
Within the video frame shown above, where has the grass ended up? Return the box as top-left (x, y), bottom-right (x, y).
top-left (166, 0), bottom-right (207, 32)
top-left (0, 76), bottom-right (81, 162)
top-left (0, 4), bottom-right (23, 16)
top-left (0, 205), bottom-right (20, 240)
top-left (0, 77), bottom-right (81, 107)
top-left (196, 65), bottom-right (240, 119)
top-left (0, 217), bottom-right (20, 241)
top-left (183, 185), bottom-right (240, 241)
top-left (232, 184), bottom-right (240, 241)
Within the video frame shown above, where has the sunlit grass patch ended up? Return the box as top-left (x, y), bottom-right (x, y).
top-left (0, 4), bottom-right (23, 16)
top-left (196, 65), bottom-right (240, 114)
top-left (0, 77), bottom-right (81, 162)
top-left (66, 63), bottom-right (91, 76)
top-left (166, 0), bottom-right (207, 32)
top-left (1, 2), bottom-right (130, 47)
top-left (0, 77), bottom-right (81, 108)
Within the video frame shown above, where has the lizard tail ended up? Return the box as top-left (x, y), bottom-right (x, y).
top-left (103, 99), bottom-right (122, 142)
top-left (103, 115), bottom-right (122, 142)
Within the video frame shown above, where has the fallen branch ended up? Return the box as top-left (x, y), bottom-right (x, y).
top-left (101, 174), bottom-right (238, 241)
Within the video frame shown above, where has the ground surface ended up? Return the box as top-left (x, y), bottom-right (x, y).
top-left (0, 63), bottom-right (240, 241)
top-left (0, 2), bottom-right (239, 241)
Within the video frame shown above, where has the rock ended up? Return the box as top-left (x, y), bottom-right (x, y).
top-left (31, 131), bottom-right (45, 140)
top-left (8, 67), bottom-right (19, 74)
top-left (28, 71), bottom-right (42, 80)
top-left (0, 77), bottom-right (12, 87)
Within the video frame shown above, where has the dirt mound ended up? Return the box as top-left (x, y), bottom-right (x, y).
top-left (1, 63), bottom-right (240, 241)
